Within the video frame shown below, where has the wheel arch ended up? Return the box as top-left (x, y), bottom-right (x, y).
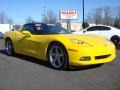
top-left (46, 40), bottom-right (69, 69)
top-left (110, 35), bottom-right (120, 49)
top-left (5, 37), bottom-right (12, 42)
top-left (46, 41), bottom-right (69, 60)
top-left (5, 37), bottom-right (14, 55)
top-left (110, 35), bottom-right (120, 41)
top-left (5, 37), bottom-right (13, 46)
top-left (5, 37), bottom-right (14, 49)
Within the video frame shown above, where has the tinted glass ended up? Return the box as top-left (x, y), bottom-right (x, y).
top-left (100, 26), bottom-right (111, 30)
top-left (33, 23), bottom-right (46, 34)
top-left (21, 24), bottom-right (35, 33)
top-left (47, 25), bottom-right (71, 34)
top-left (87, 27), bottom-right (96, 31)
top-left (94, 26), bottom-right (111, 31)
top-left (33, 24), bottom-right (71, 34)
top-left (87, 26), bottom-right (111, 31)
top-left (21, 24), bottom-right (29, 31)
top-left (21, 23), bottom-right (71, 34)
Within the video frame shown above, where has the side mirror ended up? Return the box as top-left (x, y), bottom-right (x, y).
top-left (12, 29), bottom-right (14, 31)
top-left (22, 31), bottom-right (31, 37)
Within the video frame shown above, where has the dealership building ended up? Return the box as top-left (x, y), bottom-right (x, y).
top-left (60, 21), bottom-right (95, 31)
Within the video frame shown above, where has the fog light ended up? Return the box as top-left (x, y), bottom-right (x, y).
top-left (80, 56), bottom-right (91, 61)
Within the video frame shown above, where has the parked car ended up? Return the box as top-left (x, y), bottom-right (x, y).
top-left (0, 32), bottom-right (4, 39)
top-left (73, 25), bottom-right (120, 48)
top-left (4, 23), bottom-right (116, 70)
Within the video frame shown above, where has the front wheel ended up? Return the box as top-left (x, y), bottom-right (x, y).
top-left (5, 39), bottom-right (14, 56)
top-left (47, 43), bottom-right (69, 70)
top-left (111, 36), bottom-right (120, 49)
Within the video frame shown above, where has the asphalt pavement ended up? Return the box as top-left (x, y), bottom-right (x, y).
top-left (0, 39), bottom-right (120, 90)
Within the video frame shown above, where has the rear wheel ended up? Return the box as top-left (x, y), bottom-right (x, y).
top-left (47, 43), bottom-right (69, 70)
top-left (5, 39), bottom-right (14, 56)
top-left (111, 36), bottom-right (120, 49)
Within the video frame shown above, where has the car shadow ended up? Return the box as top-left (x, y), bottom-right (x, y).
top-left (0, 49), bottom-right (103, 71)
top-left (0, 49), bottom-right (6, 54)
top-left (0, 49), bottom-right (50, 68)
top-left (15, 54), bottom-right (50, 68)
top-left (65, 64), bottom-right (103, 71)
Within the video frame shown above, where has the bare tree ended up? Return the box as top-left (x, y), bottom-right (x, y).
top-left (25, 16), bottom-right (34, 23)
top-left (86, 8), bottom-right (103, 25)
top-left (102, 6), bottom-right (113, 25)
top-left (0, 11), bottom-right (7, 24)
top-left (85, 11), bottom-right (94, 23)
top-left (7, 18), bottom-right (14, 24)
top-left (86, 6), bottom-right (120, 28)
top-left (93, 8), bottom-right (103, 24)
top-left (0, 11), bottom-right (14, 24)
top-left (112, 6), bottom-right (120, 28)
top-left (42, 9), bottom-right (57, 23)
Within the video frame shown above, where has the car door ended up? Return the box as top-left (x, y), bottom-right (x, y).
top-left (83, 26), bottom-right (110, 38)
top-left (15, 24), bottom-right (38, 56)
top-left (95, 26), bottom-right (111, 39)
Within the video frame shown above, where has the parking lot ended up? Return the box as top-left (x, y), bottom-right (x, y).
top-left (0, 39), bottom-right (120, 90)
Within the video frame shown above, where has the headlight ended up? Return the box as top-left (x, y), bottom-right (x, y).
top-left (70, 38), bottom-right (92, 47)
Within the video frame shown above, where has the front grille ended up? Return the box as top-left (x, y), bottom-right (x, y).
top-left (95, 54), bottom-right (111, 60)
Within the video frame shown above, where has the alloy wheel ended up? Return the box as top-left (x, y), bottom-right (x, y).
top-left (48, 43), bottom-right (68, 69)
top-left (5, 39), bottom-right (14, 55)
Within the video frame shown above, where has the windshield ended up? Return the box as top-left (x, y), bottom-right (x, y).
top-left (47, 25), bottom-right (72, 34)
top-left (32, 23), bottom-right (72, 34)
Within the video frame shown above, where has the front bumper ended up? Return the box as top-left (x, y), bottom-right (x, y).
top-left (67, 45), bottom-right (116, 66)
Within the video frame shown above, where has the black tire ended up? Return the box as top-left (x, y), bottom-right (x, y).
top-left (47, 43), bottom-right (69, 70)
top-left (5, 39), bottom-right (14, 56)
top-left (111, 36), bottom-right (120, 49)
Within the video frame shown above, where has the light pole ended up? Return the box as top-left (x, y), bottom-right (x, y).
top-left (82, 0), bottom-right (85, 29)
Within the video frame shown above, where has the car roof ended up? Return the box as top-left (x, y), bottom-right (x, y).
top-left (26, 22), bottom-right (45, 25)
top-left (25, 23), bottom-right (59, 27)
top-left (87, 24), bottom-right (117, 29)
top-left (94, 24), bottom-right (118, 28)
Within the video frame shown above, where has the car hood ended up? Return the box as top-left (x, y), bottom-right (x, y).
top-left (62, 34), bottom-right (111, 47)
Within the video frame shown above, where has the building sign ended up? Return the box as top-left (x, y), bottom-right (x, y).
top-left (60, 10), bottom-right (78, 20)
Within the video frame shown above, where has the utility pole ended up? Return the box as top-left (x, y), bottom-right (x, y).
top-left (82, 0), bottom-right (85, 29)
top-left (44, 6), bottom-right (46, 16)
top-left (67, 19), bottom-right (71, 30)
top-left (42, 6), bottom-right (46, 23)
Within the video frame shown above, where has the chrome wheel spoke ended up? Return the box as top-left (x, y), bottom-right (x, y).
top-left (49, 45), bottom-right (65, 68)
top-left (56, 56), bottom-right (63, 66)
top-left (55, 46), bottom-right (58, 54)
top-left (6, 40), bottom-right (13, 55)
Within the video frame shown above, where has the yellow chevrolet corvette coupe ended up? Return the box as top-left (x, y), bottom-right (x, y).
top-left (4, 23), bottom-right (116, 69)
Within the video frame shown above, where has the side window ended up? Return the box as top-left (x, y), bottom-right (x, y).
top-left (87, 26), bottom-right (111, 31)
top-left (21, 24), bottom-right (30, 31)
top-left (96, 26), bottom-right (111, 31)
top-left (21, 25), bottom-right (27, 31)
top-left (21, 23), bottom-right (46, 34)
top-left (87, 27), bottom-right (96, 31)
top-left (95, 26), bottom-right (101, 30)
top-left (34, 24), bottom-right (48, 34)
top-left (101, 26), bottom-right (111, 31)
top-left (21, 24), bottom-right (35, 34)
top-left (28, 25), bottom-right (35, 34)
